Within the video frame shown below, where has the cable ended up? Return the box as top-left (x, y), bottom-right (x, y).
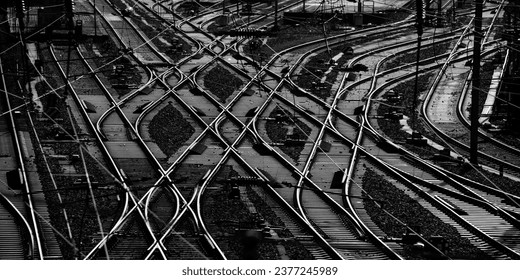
top-left (0, 14), bottom-right (66, 57)
top-left (4, 0), bottom-right (516, 260)
top-left (0, 3), bottom-right (66, 27)
top-left (66, 106), bottom-right (111, 259)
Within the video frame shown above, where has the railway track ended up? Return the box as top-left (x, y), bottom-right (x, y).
top-left (70, 1), bottom-right (218, 259)
top-left (166, 9), bottom-right (476, 260)
top-left (0, 198), bottom-right (29, 259)
top-left (248, 22), bottom-right (456, 260)
top-left (421, 0), bottom-right (520, 177)
top-left (197, 24), bottom-right (436, 260)
top-left (0, 56), bottom-right (35, 260)
top-left (0, 56), bottom-right (47, 259)
top-left (14, 0), bottom-right (516, 259)
top-left (234, 0), bottom-right (516, 260)
top-left (350, 158), bottom-right (515, 259)
top-left (48, 42), bottom-right (163, 259)
top-left (89, 0), bottom-right (173, 65)
top-left (325, 3), bottom-right (520, 256)
top-left (76, 0), bottom-right (219, 259)
top-left (124, 0), bottom-right (350, 260)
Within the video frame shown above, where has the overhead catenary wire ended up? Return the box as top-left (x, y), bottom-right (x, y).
top-left (3, 0), bottom-right (516, 260)
top-left (128, 0), bottom-right (520, 258)
top-left (0, 5), bottom-right (181, 117)
top-left (4, 0), bottom-right (318, 260)
top-left (1, 32), bottom-right (179, 262)
top-left (66, 106), bottom-right (111, 260)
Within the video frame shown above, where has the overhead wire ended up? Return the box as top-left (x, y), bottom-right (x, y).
top-left (66, 106), bottom-right (111, 259)
top-left (0, 0), bottom-right (278, 259)
top-left (145, 0), bottom-right (520, 258)
top-left (0, 14), bottom-right (67, 57)
top-left (0, 7), bottom-right (176, 258)
top-left (269, 81), bottom-right (452, 258)
top-left (0, 3), bottom-right (66, 26)
top-left (262, 0), bottom-right (520, 258)
top-left (387, 4), bottom-right (520, 210)
top-left (0, 1), bottom-right (180, 117)
top-left (2, 0), bottom-right (517, 259)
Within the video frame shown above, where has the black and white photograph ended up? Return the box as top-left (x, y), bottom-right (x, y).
top-left (0, 0), bottom-right (519, 275)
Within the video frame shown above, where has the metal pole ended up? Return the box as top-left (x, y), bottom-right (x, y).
top-left (470, 0), bottom-right (483, 164)
top-left (94, 0), bottom-right (97, 36)
top-left (64, 0), bottom-right (74, 96)
top-left (274, 0), bottom-right (278, 29)
top-left (413, 34), bottom-right (422, 131)
top-left (413, 0), bottom-right (424, 133)
top-left (437, 0), bottom-right (442, 26)
top-left (452, 0), bottom-right (455, 24)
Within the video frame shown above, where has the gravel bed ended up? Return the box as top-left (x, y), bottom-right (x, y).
top-left (31, 77), bottom-right (121, 258)
top-left (294, 44), bottom-right (353, 100)
top-left (202, 168), bottom-right (280, 259)
top-left (82, 38), bottom-right (142, 97)
top-left (380, 41), bottom-right (453, 71)
top-left (265, 107), bottom-right (312, 163)
top-left (439, 162), bottom-right (520, 198)
top-left (376, 73), bottom-right (441, 158)
top-left (110, 0), bottom-right (191, 62)
top-left (203, 64), bottom-right (244, 103)
top-left (362, 168), bottom-right (492, 259)
top-left (148, 102), bottom-right (195, 157)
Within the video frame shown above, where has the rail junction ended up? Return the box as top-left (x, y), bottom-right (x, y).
top-left (0, 0), bottom-right (519, 259)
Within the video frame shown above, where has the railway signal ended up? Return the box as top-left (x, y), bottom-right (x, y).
top-left (14, 0), bottom-right (26, 32)
top-left (15, 0), bottom-right (26, 19)
top-left (65, 0), bottom-right (75, 23)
